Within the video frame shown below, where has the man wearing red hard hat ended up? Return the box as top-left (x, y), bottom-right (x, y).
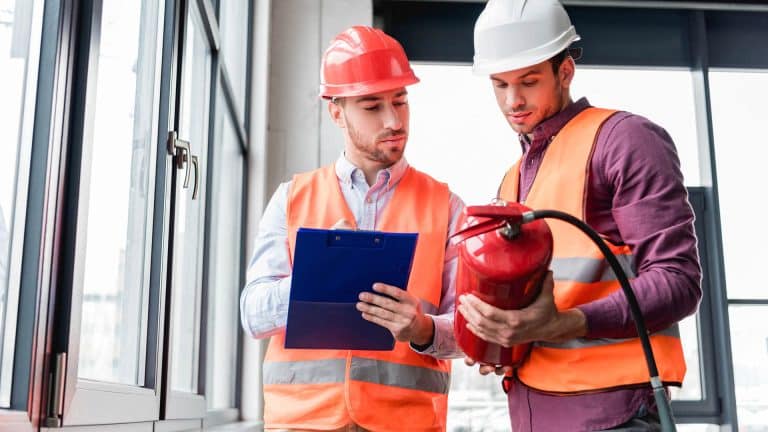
top-left (240, 26), bottom-right (465, 431)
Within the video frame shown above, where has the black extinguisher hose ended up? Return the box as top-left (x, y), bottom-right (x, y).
top-left (525, 209), bottom-right (677, 432)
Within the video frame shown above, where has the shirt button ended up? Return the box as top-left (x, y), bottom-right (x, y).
top-left (366, 197), bottom-right (372, 203)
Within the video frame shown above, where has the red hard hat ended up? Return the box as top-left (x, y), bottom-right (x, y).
top-left (319, 26), bottom-right (419, 99)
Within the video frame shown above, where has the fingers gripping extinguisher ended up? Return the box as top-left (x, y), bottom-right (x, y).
top-left (452, 201), bottom-right (677, 431)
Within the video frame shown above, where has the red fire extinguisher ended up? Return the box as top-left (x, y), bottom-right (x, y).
top-left (453, 202), bottom-right (678, 430)
top-left (453, 201), bottom-right (553, 367)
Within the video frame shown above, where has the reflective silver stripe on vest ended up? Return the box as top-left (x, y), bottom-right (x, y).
top-left (536, 324), bottom-right (681, 349)
top-left (420, 299), bottom-right (438, 315)
top-left (263, 358), bottom-right (346, 385)
top-left (263, 357), bottom-right (450, 395)
top-left (350, 357), bottom-right (450, 395)
top-left (550, 254), bottom-right (636, 283)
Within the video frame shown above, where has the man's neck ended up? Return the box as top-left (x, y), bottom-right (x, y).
top-left (360, 166), bottom-right (383, 186)
top-left (526, 95), bottom-right (574, 141)
top-left (345, 154), bottom-right (393, 186)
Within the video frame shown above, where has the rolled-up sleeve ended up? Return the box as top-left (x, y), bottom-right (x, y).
top-left (240, 182), bottom-right (293, 339)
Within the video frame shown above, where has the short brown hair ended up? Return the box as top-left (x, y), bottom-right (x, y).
top-left (550, 47), bottom-right (581, 75)
top-left (549, 49), bottom-right (569, 75)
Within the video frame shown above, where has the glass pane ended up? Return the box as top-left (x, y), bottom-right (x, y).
top-left (170, 4), bottom-right (211, 393)
top-left (571, 68), bottom-right (701, 186)
top-left (408, 64), bottom-right (520, 205)
top-left (219, 0), bottom-right (248, 117)
top-left (728, 305), bottom-right (768, 432)
top-left (77, 0), bottom-right (163, 385)
top-left (670, 313), bottom-right (702, 400)
top-left (709, 70), bottom-right (768, 300)
top-left (206, 92), bottom-right (243, 409)
top-left (677, 426), bottom-right (721, 432)
top-left (0, 0), bottom-right (43, 407)
top-left (447, 364), bottom-right (509, 432)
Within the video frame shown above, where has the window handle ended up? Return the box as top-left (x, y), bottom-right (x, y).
top-left (190, 154), bottom-right (200, 200)
top-left (167, 131), bottom-right (192, 188)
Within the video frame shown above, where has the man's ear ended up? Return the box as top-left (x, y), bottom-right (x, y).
top-left (559, 56), bottom-right (575, 89)
top-left (328, 100), bottom-right (346, 128)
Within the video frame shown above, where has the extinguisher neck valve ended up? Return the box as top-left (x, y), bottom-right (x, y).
top-left (499, 221), bottom-right (521, 240)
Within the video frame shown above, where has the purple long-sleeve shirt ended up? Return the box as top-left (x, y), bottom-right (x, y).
top-left (508, 98), bottom-right (702, 431)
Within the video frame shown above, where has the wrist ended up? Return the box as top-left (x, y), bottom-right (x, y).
top-left (557, 308), bottom-right (588, 341)
top-left (411, 315), bottom-right (435, 347)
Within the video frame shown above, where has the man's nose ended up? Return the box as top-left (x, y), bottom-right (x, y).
top-left (505, 88), bottom-right (525, 111)
top-left (382, 105), bottom-right (403, 130)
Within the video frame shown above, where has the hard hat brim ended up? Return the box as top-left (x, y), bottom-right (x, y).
top-left (319, 74), bottom-right (420, 99)
top-left (473, 29), bottom-right (580, 76)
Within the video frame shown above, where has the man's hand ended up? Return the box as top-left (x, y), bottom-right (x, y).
top-left (457, 272), bottom-right (587, 347)
top-left (464, 357), bottom-right (513, 376)
top-left (356, 283), bottom-right (434, 346)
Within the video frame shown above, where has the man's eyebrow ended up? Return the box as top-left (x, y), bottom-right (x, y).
top-left (519, 70), bottom-right (541, 79)
top-left (491, 70), bottom-right (542, 82)
top-left (354, 91), bottom-right (408, 103)
top-left (355, 96), bottom-right (381, 103)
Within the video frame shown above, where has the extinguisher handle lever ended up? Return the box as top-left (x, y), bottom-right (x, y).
top-left (450, 218), bottom-right (507, 244)
top-left (465, 205), bottom-right (525, 222)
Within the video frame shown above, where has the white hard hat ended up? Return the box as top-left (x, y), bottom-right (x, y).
top-left (473, 0), bottom-right (580, 75)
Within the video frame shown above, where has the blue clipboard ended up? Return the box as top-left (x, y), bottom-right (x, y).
top-left (285, 227), bottom-right (418, 350)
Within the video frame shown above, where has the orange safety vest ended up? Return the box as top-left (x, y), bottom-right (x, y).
top-left (498, 107), bottom-right (686, 393)
top-left (263, 165), bottom-right (452, 431)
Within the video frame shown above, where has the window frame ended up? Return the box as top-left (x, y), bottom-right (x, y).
top-left (201, 0), bottom-right (250, 425)
top-left (0, 0), bottom-right (45, 413)
top-left (0, 0), bottom-right (50, 427)
top-left (161, 0), bottom-right (214, 420)
top-left (2, 0), bottom-right (251, 428)
top-left (42, 0), bottom-right (169, 426)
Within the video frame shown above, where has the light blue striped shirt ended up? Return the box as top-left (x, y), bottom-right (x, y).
top-left (240, 154), bottom-right (464, 358)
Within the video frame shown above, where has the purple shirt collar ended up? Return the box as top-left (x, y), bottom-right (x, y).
top-left (520, 97), bottom-right (592, 152)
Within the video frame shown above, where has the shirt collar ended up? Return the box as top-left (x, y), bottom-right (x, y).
top-left (335, 153), bottom-right (409, 190)
top-left (519, 97), bottom-right (592, 152)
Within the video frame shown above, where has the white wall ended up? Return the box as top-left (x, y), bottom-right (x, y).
top-left (241, 0), bottom-right (372, 421)
top-left (266, 0), bottom-right (372, 194)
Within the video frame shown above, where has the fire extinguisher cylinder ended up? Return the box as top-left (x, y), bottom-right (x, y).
top-left (454, 202), bottom-right (553, 367)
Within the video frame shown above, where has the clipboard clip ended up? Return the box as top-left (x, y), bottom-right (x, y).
top-left (327, 229), bottom-right (385, 248)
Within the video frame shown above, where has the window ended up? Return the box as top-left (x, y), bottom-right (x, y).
top-left (204, 0), bottom-right (250, 418)
top-left (571, 68), bottom-right (701, 187)
top-left (77, 0), bottom-right (163, 386)
top-left (408, 64), bottom-right (707, 429)
top-left (407, 64), bottom-right (519, 205)
top-left (218, 0), bottom-right (249, 118)
top-left (206, 91), bottom-right (244, 411)
top-left (0, 0), bottom-right (251, 427)
top-left (709, 70), bottom-right (768, 430)
top-left (51, 0), bottom-right (166, 425)
top-left (169, 0), bottom-right (212, 396)
top-left (0, 0), bottom-right (44, 408)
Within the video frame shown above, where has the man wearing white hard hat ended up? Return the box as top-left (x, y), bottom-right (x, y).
top-left (457, 1), bottom-right (702, 430)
